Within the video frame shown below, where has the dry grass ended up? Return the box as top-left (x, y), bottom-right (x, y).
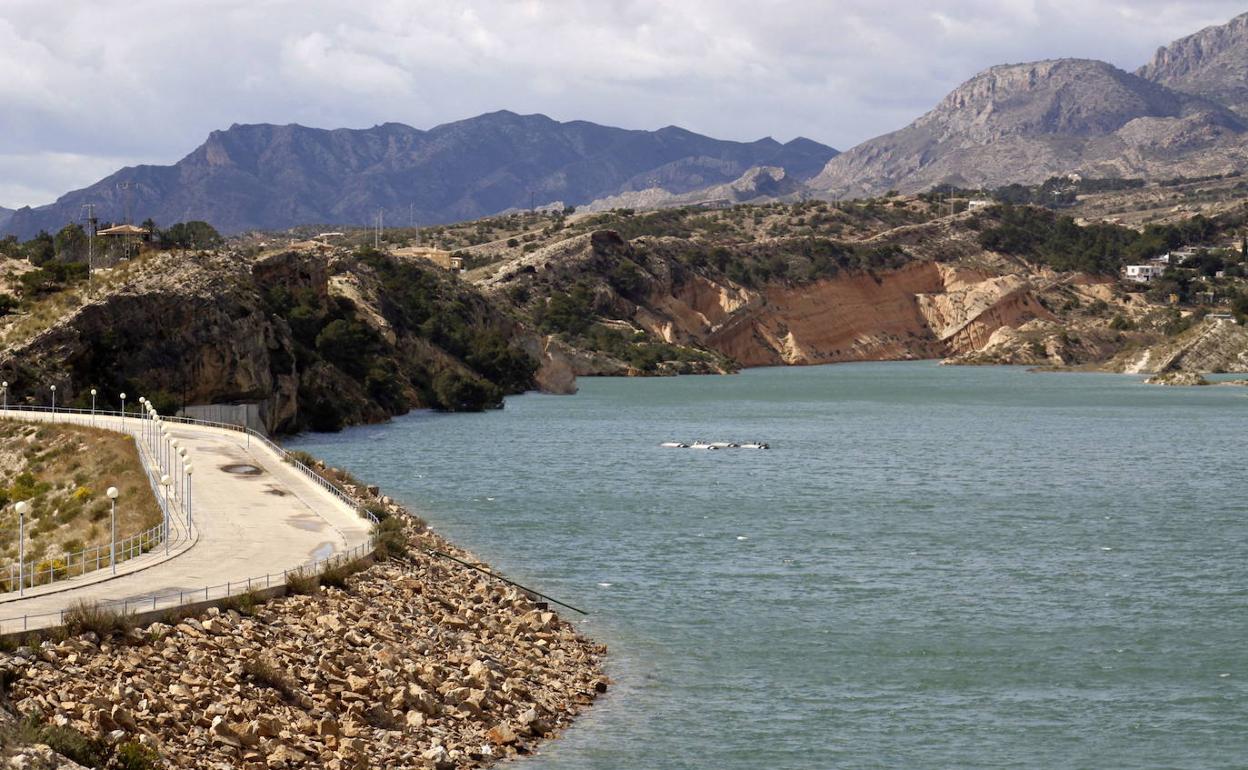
top-left (284, 569), bottom-right (319, 595)
top-left (0, 249), bottom-right (163, 348)
top-left (0, 420), bottom-right (162, 578)
top-left (242, 655), bottom-right (302, 703)
top-left (63, 600), bottom-right (135, 639)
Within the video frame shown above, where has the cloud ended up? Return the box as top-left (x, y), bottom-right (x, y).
top-left (0, 0), bottom-right (1244, 207)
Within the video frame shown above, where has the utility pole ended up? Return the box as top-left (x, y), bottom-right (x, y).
top-left (529, 190), bottom-right (535, 212)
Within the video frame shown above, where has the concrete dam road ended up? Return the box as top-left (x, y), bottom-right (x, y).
top-left (0, 413), bottom-right (373, 630)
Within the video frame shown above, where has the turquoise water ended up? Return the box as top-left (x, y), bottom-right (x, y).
top-left (288, 363), bottom-right (1248, 769)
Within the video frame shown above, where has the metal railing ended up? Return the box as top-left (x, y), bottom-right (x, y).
top-left (0, 406), bottom-right (194, 593)
top-left (0, 521), bottom-right (166, 595)
top-left (0, 402), bottom-right (380, 633)
top-left (142, 412), bottom-right (379, 525)
top-left (0, 536), bottom-right (376, 634)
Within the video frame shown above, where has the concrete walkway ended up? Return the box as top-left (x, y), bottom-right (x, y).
top-left (0, 412), bottom-right (373, 632)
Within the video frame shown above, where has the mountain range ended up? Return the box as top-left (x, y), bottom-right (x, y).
top-left (5, 11), bottom-right (1248, 237)
top-left (2, 114), bottom-right (836, 239)
top-left (811, 11), bottom-right (1248, 196)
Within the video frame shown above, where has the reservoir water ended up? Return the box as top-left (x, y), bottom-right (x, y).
top-left (287, 362), bottom-right (1248, 769)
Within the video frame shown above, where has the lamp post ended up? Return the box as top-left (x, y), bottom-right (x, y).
top-left (106, 487), bottom-right (119, 575)
top-left (2, 381), bottom-right (7, 414)
top-left (160, 427), bottom-right (170, 472)
top-left (119, 392), bottom-right (126, 428)
top-left (14, 501), bottom-right (27, 596)
top-left (177, 446), bottom-right (187, 496)
top-left (184, 464), bottom-right (193, 529)
top-left (90, 388), bottom-right (97, 426)
top-left (49, 384), bottom-right (55, 414)
top-left (139, 398), bottom-right (147, 442)
top-left (170, 438), bottom-right (180, 480)
top-left (159, 475), bottom-right (171, 555)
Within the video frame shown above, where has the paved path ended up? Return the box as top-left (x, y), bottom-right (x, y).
top-left (0, 411), bottom-right (373, 632)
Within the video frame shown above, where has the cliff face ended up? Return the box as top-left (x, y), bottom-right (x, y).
top-left (1138, 12), bottom-right (1248, 118)
top-left (477, 223), bottom-right (1062, 372)
top-left (0, 248), bottom-right (548, 433)
top-left (811, 58), bottom-right (1248, 197)
top-left (1108, 317), bottom-right (1248, 374)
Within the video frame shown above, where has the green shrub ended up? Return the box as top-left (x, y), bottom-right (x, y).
top-left (26, 718), bottom-right (107, 767)
top-left (113, 741), bottom-right (162, 770)
top-left (220, 588), bottom-right (262, 617)
top-left (373, 517), bottom-right (409, 560)
top-left (319, 560), bottom-right (364, 590)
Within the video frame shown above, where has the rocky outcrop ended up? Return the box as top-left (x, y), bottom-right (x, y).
top-left (1108, 317), bottom-right (1248, 374)
top-left (3, 520), bottom-right (606, 769)
top-left (1138, 12), bottom-right (1248, 118)
top-left (477, 222), bottom-right (1071, 372)
top-left (0, 247), bottom-right (552, 433)
top-left (810, 58), bottom-right (1248, 197)
top-left (581, 166), bottom-right (806, 213)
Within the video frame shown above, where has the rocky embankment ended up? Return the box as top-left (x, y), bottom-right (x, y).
top-left (475, 223), bottom-right (1082, 371)
top-left (1, 506), bottom-right (606, 769)
top-left (0, 247), bottom-right (567, 433)
top-left (1107, 316), bottom-right (1248, 375)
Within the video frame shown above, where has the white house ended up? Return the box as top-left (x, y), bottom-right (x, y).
top-left (1124, 264), bottom-right (1166, 283)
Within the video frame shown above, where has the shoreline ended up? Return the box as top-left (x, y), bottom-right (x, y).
top-left (2, 452), bottom-right (607, 769)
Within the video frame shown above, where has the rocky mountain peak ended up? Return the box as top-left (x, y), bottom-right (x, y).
top-left (1137, 11), bottom-right (1248, 116)
top-left (917, 58), bottom-right (1218, 142)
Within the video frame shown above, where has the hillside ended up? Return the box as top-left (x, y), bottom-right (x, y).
top-left (456, 198), bottom-right (1246, 376)
top-left (1139, 11), bottom-right (1248, 118)
top-left (810, 58), bottom-right (1248, 197)
top-left (2, 112), bottom-right (836, 239)
top-left (0, 245), bottom-right (562, 432)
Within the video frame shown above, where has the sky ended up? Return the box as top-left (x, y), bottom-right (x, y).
top-left (0, 0), bottom-right (1245, 208)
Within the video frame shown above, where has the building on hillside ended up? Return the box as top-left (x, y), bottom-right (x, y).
top-left (96, 223), bottom-right (150, 262)
top-left (1124, 264), bottom-right (1166, 283)
top-left (967, 199), bottom-right (993, 210)
top-left (393, 246), bottom-right (463, 272)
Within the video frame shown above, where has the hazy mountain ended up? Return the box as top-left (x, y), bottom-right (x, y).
top-left (1138, 11), bottom-right (1248, 118)
top-left (0, 207), bottom-right (12, 231)
top-left (581, 165), bottom-right (809, 212)
top-left (811, 58), bottom-right (1247, 197)
top-left (3, 112), bottom-right (836, 238)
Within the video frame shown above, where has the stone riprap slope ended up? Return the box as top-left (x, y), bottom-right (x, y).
top-left (3, 522), bottom-right (605, 769)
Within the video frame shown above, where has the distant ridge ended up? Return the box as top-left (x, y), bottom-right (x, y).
top-left (3, 112), bottom-right (837, 238)
top-left (1138, 11), bottom-right (1248, 117)
top-left (810, 57), bottom-right (1248, 197)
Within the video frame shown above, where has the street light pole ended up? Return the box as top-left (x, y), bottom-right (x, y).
top-left (160, 475), bottom-right (171, 555)
top-left (50, 385), bottom-right (56, 414)
top-left (106, 487), bottom-right (119, 575)
top-left (184, 464), bottom-right (193, 530)
top-left (119, 392), bottom-right (126, 429)
top-left (2, 381), bottom-right (7, 414)
top-left (15, 501), bottom-right (27, 596)
top-left (90, 388), bottom-right (97, 427)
